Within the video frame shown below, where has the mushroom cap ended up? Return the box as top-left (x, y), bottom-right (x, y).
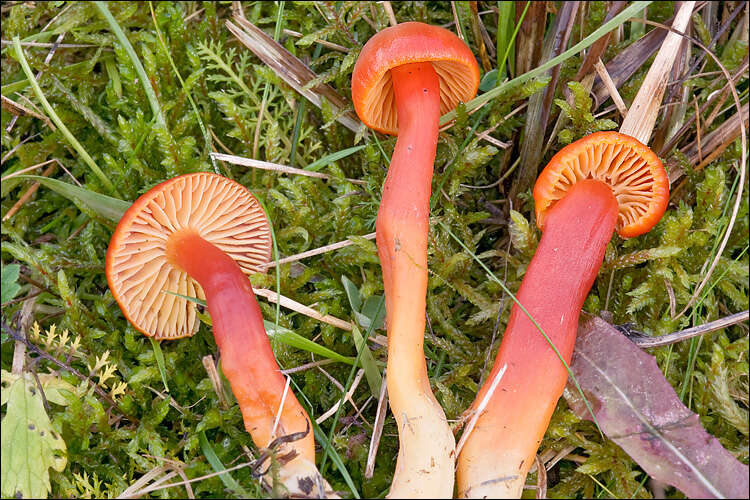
top-left (351, 22), bottom-right (480, 135)
top-left (533, 131), bottom-right (669, 238)
top-left (106, 173), bottom-right (272, 340)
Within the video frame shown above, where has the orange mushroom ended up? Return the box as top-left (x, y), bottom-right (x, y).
top-left (456, 132), bottom-right (670, 497)
top-left (351, 22), bottom-right (479, 498)
top-left (106, 172), bottom-right (328, 497)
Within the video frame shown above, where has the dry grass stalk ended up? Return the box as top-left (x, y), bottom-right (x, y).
top-left (210, 152), bottom-right (367, 185)
top-left (119, 465), bottom-right (176, 499)
top-left (673, 102), bottom-right (749, 178)
top-left (282, 29), bottom-right (349, 52)
top-left (455, 363), bottom-right (507, 458)
top-left (201, 354), bottom-right (229, 409)
top-left (315, 368), bottom-right (365, 424)
top-left (253, 287), bottom-right (353, 331)
top-left (591, 17), bottom-right (670, 109)
top-left (534, 454), bottom-right (548, 499)
top-left (264, 232), bottom-right (376, 269)
top-left (226, 17), bottom-right (361, 133)
top-left (365, 371), bottom-right (388, 478)
top-left (380, 1), bottom-right (398, 26)
top-left (3, 162), bottom-right (57, 221)
top-left (450, 2), bottom-right (465, 40)
top-left (574, 1), bottom-right (626, 80)
top-left (594, 59), bottom-right (628, 118)
top-left (619, 1), bottom-right (696, 143)
top-left (2, 94), bottom-right (54, 128)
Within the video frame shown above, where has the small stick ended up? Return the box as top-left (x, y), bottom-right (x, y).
top-left (264, 233), bottom-right (376, 269)
top-left (269, 376), bottom-right (292, 445)
top-left (534, 454), bottom-right (548, 499)
top-left (3, 162), bottom-right (57, 221)
top-left (451, 2), bottom-right (465, 40)
top-left (455, 364), bottom-right (507, 457)
top-left (211, 152), bottom-right (367, 186)
top-left (315, 369), bottom-right (365, 424)
top-left (201, 355), bottom-right (229, 409)
top-left (594, 59), bottom-right (628, 118)
top-left (252, 288), bottom-right (353, 331)
top-left (380, 1), bottom-right (397, 27)
top-left (365, 371), bottom-right (388, 478)
top-left (629, 310), bottom-right (749, 348)
top-left (282, 29), bottom-right (349, 52)
top-left (619, 1), bottom-right (696, 143)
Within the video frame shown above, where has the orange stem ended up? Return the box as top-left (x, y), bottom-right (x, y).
top-left (167, 231), bottom-right (314, 462)
top-left (457, 180), bottom-right (619, 498)
top-left (378, 61), bottom-right (456, 497)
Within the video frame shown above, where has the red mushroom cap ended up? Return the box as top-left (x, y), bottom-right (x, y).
top-left (106, 173), bottom-right (272, 339)
top-left (533, 131), bottom-right (669, 238)
top-left (351, 22), bottom-right (480, 135)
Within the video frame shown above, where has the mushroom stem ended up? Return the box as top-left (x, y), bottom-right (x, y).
top-left (166, 231), bottom-right (318, 492)
top-left (457, 180), bottom-right (618, 498)
top-left (377, 61), bottom-right (456, 498)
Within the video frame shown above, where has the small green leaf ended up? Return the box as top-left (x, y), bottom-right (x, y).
top-left (149, 338), bottom-right (170, 393)
top-left (341, 275), bottom-right (362, 312)
top-left (304, 145), bottom-right (366, 172)
top-left (1, 264), bottom-right (22, 302)
top-left (198, 431), bottom-right (249, 497)
top-left (478, 69), bottom-right (498, 92)
top-left (351, 324), bottom-right (382, 398)
top-left (1, 373), bottom-right (67, 499)
top-left (17, 175), bottom-right (130, 222)
top-left (359, 295), bottom-right (386, 331)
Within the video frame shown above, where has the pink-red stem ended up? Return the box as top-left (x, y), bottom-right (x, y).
top-left (167, 231), bottom-right (314, 462)
top-left (457, 179), bottom-right (619, 498)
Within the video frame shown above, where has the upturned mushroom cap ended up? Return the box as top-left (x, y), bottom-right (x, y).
top-left (106, 173), bottom-right (272, 340)
top-left (351, 21), bottom-right (480, 135)
top-left (533, 131), bottom-right (669, 238)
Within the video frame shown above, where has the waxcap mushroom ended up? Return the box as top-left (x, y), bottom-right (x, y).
top-left (352, 21), bottom-right (480, 135)
top-left (106, 172), bottom-right (272, 340)
top-left (533, 131), bottom-right (669, 238)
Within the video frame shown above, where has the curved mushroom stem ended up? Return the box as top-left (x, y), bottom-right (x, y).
top-left (457, 180), bottom-right (618, 498)
top-left (166, 231), bottom-right (323, 496)
top-left (378, 62), bottom-right (456, 498)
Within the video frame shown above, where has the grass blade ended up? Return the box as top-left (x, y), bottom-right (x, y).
top-left (439, 1), bottom-right (652, 125)
top-left (11, 37), bottom-right (116, 194)
top-left (198, 432), bottom-right (250, 497)
top-left (17, 175), bottom-right (129, 221)
top-left (149, 338), bottom-right (170, 393)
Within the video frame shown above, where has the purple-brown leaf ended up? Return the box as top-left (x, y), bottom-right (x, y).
top-left (565, 314), bottom-right (748, 499)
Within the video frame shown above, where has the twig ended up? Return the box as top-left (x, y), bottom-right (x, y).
top-left (211, 152), bottom-right (367, 186)
top-left (3, 162), bottom-right (57, 221)
top-left (534, 454), bottom-right (548, 499)
top-left (619, 1), bottom-right (696, 143)
top-left (365, 371), bottom-right (388, 478)
top-left (315, 369), bottom-right (365, 424)
top-left (252, 288), bottom-right (353, 331)
top-left (627, 310), bottom-right (749, 348)
top-left (594, 59), bottom-right (628, 118)
top-left (282, 29), bottom-right (349, 52)
top-left (263, 233), bottom-right (376, 269)
top-left (380, 2), bottom-right (397, 26)
top-left (455, 364), bottom-right (507, 457)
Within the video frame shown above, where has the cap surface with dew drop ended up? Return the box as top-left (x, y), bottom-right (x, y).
top-left (106, 172), bottom-right (272, 340)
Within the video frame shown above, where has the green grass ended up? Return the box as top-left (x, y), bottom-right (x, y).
top-left (1, 2), bottom-right (748, 498)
